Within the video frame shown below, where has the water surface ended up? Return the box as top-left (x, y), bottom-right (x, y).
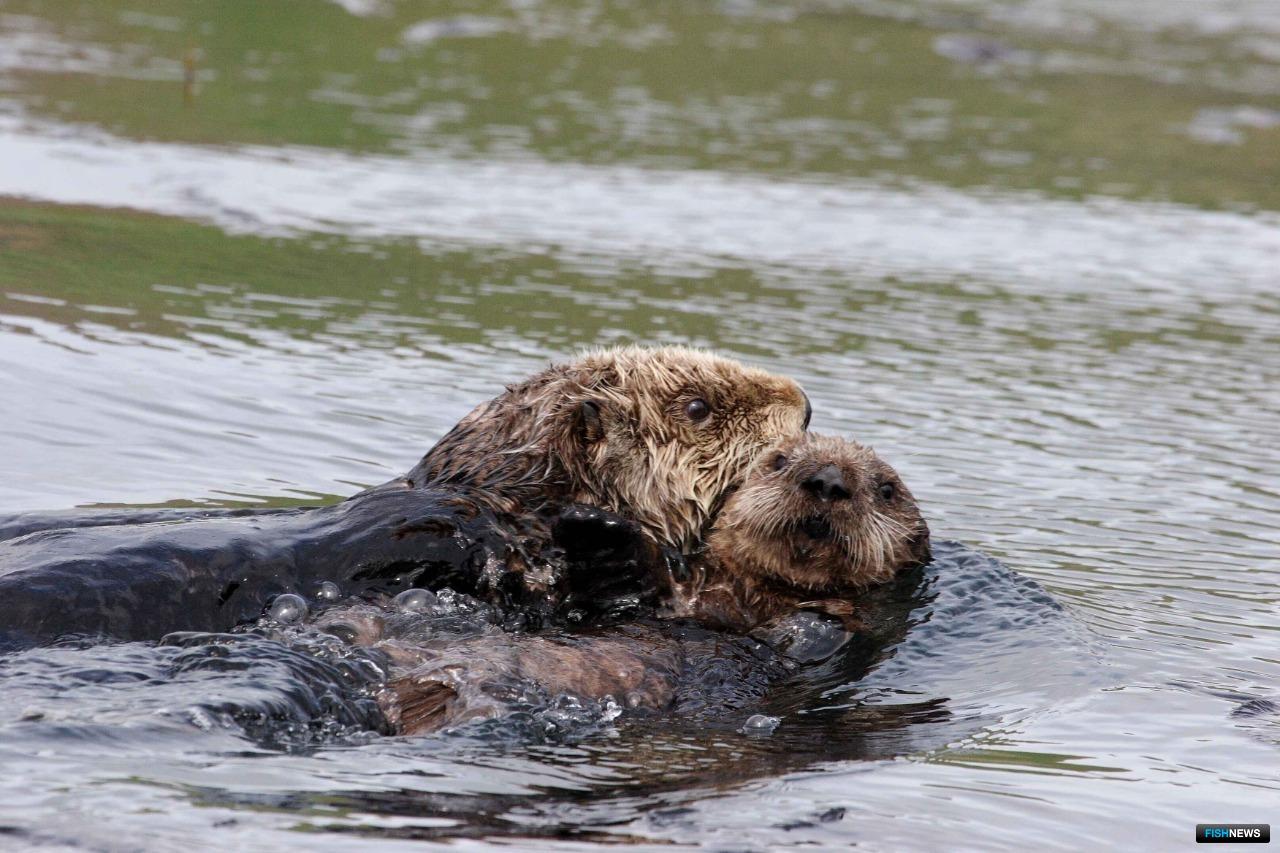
top-left (0, 0), bottom-right (1277, 849)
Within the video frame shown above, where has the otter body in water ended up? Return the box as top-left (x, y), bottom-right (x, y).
top-left (356, 434), bottom-right (930, 734)
top-left (0, 348), bottom-right (809, 648)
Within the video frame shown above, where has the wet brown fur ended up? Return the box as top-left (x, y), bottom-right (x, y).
top-left (667, 434), bottom-right (931, 632)
top-left (371, 627), bottom-right (682, 732)
top-left (405, 346), bottom-right (810, 548)
top-left (375, 434), bottom-right (930, 734)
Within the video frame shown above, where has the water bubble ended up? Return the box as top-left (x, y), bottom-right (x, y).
top-left (313, 581), bottom-right (341, 603)
top-left (393, 588), bottom-right (438, 613)
top-left (268, 593), bottom-right (308, 624)
top-left (741, 714), bottom-right (781, 735)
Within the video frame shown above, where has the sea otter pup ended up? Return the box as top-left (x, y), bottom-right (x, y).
top-left (343, 434), bottom-right (930, 734)
top-left (667, 432), bottom-right (931, 633)
top-left (0, 347), bottom-right (809, 647)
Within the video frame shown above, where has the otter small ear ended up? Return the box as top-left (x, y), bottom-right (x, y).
top-left (579, 400), bottom-right (605, 443)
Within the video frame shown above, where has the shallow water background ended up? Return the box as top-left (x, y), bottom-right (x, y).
top-left (0, 0), bottom-right (1278, 849)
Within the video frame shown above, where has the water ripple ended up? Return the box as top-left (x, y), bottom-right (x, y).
top-left (3, 114), bottom-right (1279, 294)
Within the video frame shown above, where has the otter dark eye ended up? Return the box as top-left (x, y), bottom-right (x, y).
top-left (878, 481), bottom-right (896, 501)
top-left (684, 398), bottom-right (711, 422)
top-left (771, 454), bottom-right (789, 471)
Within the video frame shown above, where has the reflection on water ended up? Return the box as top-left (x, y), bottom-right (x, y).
top-left (0, 0), bottom-right (1278, 849)
top-left (2, 0), bottom-right (1279, 207)
top-left (3, 114), bottom-right (1279, 293)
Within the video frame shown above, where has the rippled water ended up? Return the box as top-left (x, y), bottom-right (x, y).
top-left (1, 0), bottom-right (1278, 848)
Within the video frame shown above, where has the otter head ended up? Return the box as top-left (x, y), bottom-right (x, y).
top-left (706, 433), bottom-right (930, 592)
top-left (410, 346), bottom-right (810, 548)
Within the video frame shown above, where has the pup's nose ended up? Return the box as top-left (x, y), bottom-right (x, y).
top-left (801, 464), bottom-right (851, 501)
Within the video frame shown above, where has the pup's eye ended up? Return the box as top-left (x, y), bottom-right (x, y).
top-left (877, 481), bottom-right (896, 501)
top-left (771, 453), bottom-right (789, 471)
top-left (684, 398), bottom-right (711, 422)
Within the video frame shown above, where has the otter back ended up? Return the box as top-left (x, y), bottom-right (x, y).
top-left (0, 485), bottom-right (557, 650)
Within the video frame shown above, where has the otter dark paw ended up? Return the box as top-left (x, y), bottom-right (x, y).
top-left (750, 611), bottom-right (853, 664)
top-left (552, 505), bottom-right (645, 562)
top-left (550, 505), bottom-right (666, 624)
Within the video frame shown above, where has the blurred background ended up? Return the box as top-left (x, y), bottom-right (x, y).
top-left (0, 1), bottom-right (1277, 848)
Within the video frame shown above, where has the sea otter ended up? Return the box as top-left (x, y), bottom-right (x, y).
top-left (402, 345), bottom-right (811, 549)
top-left (0, 347), bottom-right (809, 647)
top-left (667, 432), bottom-right (931, 632)
top-left (323, 434), bottom-right (930, 734)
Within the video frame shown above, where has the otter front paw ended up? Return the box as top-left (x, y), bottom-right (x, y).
top-left (552, 505), bottom-right (646, 562)
top-left (750, 610), bottom-right (854, 664)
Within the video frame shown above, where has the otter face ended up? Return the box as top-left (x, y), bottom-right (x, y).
top-left (573, 347), bottom-right (811, 548)
top-left (707, 434), bottom-right (930, 592)
top-left (411, 345), bottom-right (808, 549)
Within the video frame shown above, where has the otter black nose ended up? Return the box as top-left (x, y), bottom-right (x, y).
top-left (801, 464), bottom-right (851, 501)
top-left (801, 391), bottom-right (812, 431)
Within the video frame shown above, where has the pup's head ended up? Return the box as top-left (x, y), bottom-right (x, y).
top-left (707, 433), bottom-right (930, 591)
